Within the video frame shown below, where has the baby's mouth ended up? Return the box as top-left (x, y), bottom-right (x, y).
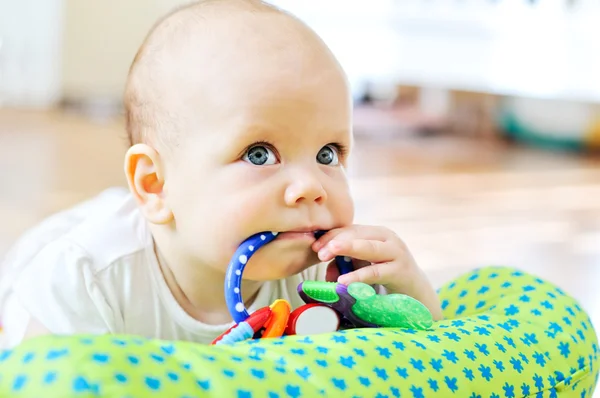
top-left (276, 231), bottom-right (319, 241)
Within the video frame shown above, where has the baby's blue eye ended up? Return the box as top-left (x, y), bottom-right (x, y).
top-left (243, 145), bottom-right (277, 166)
top-left (317, 145), bottom-right (339, 166)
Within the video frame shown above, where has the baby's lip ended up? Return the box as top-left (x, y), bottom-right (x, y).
top-left (284, 227), bottom-right (328, 236)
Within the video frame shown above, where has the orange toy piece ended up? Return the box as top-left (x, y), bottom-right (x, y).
top-left (261, 299), bottom-right (291, 338)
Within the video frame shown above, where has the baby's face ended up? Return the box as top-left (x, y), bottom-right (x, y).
top-left (163, 47), bottom-right (354, 281)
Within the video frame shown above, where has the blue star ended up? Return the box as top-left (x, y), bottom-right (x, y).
top-left (463, 368), bottom-right (475, 381)
top-left (390, 386), bottom-right (401, 398)
top-left (286, 385), bottom-right (301, 398)
top-left (504, 336), bottom-right (516, 348)
top-left (495, 342), bottom-right (507, 353)
top-left (374, 367), bottom-right (388, 380)
top-left (451, 320), bottom-right (465, 327)
top-left (295, 367), bottom-right (311, 381)
top-left (411, 340), bottom-right (427, 350)
top-left (442, 350), bottom-right (459, 364)
top-left (478, 364), bottom-right (493, 381)
top-left (430, 358), bottom-right (443, 372)
top-left (533, 374), bottom-right (544, 389)
top-left (519, 295), bottom-right (531, 303)
top-left (410, 358), bottom-right (426, 372)
top-left (504, 305), bottom-right (520, 316)
top-left (455, 305), bottom-right (466, 316)
top-left (441, 299), bottom-right (449, 310)
top-left (464, 349), bottom-right (477, 361)
top-left (427, 378), bottom-right (439, 392)
top-left (531, 309), bottom-right (543, 316)
top-left (332, 335), bottom-right (347, 344)
top-left (468, 272), bottom-right (480, 281)
top-left (541, 300), bottom-right (554, 310)
top-left (510, 357), bottom-right (524, 373)
top-left (339, 356), bottom-right (356, 369)
top-left (523, 333), bottom-right (539, 345)
top-left (493, 360), bottom-right (505, 372)
top-left (353, 348), bottom-right (366, 357)
top-left (498, 322), bottom-right (513, 332)
top-left (443, 332), bottom-right (461, 342)
top-left (377, 347), bottom-right (392, 358)
top-left (474, 343), bottom-right (490, 356)
top-left (477, 285), bottom-right (490, 294)
top-left (474, 326), bottom-right (491, 336)
top-left (358, 377), bottom-right (370, 387)
top-left (410, 385), bottom-right (425, 398)
top-left (558, 342), bottom-right (571, 358)
top-left (444, 376), bottom-right (458, 393)
top-left (331, 378), bottom-right (346, 390)
top-left (503, 383), bottom-right (515, 398)
top-left (396, 367), bottom-right (409, 378)
top-left (393, 341), bottom-right (406, 350)
top-left (519, 353), bottom-right (530, 364)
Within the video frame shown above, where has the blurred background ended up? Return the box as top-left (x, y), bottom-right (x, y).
top-left (1, 0), bottom-right (600, 360)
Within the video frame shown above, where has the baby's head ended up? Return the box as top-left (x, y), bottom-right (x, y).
top-left (124, 0), bottom-right (354, 281)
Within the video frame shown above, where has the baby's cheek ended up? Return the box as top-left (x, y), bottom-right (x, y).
top-left (331, 190), bottom-right (355, 225)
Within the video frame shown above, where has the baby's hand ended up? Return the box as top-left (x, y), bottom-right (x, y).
top-left (312, 225), bottom-right (443, 320)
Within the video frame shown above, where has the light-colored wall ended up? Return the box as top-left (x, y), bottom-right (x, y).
top-left (61, 0), bottom-right (190, 101)
top-left (0, 0), bottom-right (64, 107)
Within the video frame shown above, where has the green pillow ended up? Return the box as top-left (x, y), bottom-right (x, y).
top-left (0, 266), bottom-right (598, 397)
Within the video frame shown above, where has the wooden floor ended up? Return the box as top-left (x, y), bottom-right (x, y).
top-left (1, 108), bottom-right (599, 341)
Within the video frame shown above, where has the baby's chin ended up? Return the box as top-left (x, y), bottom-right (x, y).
top-left (240, 245), bottom-right (320, 281)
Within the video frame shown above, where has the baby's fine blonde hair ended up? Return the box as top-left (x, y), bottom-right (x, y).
top-left (123, 0), bottom-right (287, 149)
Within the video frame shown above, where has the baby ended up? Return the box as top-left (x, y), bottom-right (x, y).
top-left (0, 0), bottom-right (442, 348)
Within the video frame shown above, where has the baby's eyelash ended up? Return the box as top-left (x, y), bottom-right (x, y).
top-left (328, 142), bottom-right (348, 158)
top-left (239, 140), bottom-right (278, 157)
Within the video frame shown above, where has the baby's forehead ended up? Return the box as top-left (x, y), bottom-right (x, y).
top-left (125, 0), bottom-right (347, 151)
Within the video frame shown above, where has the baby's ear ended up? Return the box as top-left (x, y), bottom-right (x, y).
top-left (124, 144), bottom-right (173, 224)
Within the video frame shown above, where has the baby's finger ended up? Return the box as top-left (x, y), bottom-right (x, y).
top-left (318, 239), bottom-right (395, 263)
top-left (338, 262), bottom-right (395, 286)
top-left (313, 225), bottom-right (393, 252)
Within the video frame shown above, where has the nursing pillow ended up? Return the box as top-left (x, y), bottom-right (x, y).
top-left (0, 266), bottom-right (597, 397)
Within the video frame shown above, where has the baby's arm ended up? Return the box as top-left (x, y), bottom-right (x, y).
top-left (314, 225), bottom-right (443, 321)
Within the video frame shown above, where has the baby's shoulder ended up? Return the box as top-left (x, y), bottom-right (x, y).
top-left (2, 188), bottom-right (152, 277)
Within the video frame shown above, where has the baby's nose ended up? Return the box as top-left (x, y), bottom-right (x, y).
top-left (284, 174), bottom-right (327, 206)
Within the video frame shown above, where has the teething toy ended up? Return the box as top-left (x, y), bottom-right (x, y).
top-left (298, 280), bottom-right (433, 330)
top-left (261, 299), bottom-right (291, 338)
top-left (212, 306), bottom-right (271, 345)
top-left (285, 303), bottom-right (340, 336)
top-left (216, 230), bottom-right (434, 345)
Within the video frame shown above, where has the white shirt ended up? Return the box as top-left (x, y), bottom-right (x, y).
top-left (0, 188), bottom-right (327, 348)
